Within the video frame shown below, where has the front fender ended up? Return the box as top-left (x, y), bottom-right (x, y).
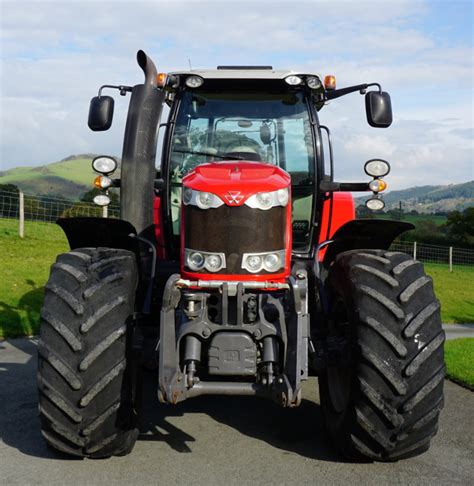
top-left (322, 219), bottom-right (414, 268)
top-left (57, 217), bottom-right (137, 250)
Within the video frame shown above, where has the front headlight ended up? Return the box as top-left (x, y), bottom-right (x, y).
top-left (185, 249), bottom-right (226, 272)
top-left (242, 250), bottom-right (285, 273)
top-left (183, 188), bottom-right (224, 209)
top-left (245, 187), bottom-right (289, 210)
top-left (92, 155), bottom-right (117, 175)
top-left (364, 159), bottom-right (390, 177)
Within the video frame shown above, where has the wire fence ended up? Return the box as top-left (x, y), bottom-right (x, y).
top-left (0, 190), bottom-right (119, 241)
top-left (390, 241), bottom-right (474, 268)
top-left (1, 190), bottom-right (473, 268)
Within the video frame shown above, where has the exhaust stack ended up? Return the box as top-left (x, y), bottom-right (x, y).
top-left (120, 50), bottom-right (165, 234)
top-left (137, 50), bottom-right (158, 87)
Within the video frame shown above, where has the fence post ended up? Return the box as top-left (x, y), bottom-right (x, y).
top-left (449, 247), bottom-right (453, 272)
top-left (413, 241), bottom-right (417, 260)
top-left (19, 191), bottom-right (24, 238)
top-left (102, 205), bottom-right (108, 218)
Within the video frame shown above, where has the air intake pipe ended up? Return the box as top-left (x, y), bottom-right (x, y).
top-left (120, 50), bottom-right (165, 234)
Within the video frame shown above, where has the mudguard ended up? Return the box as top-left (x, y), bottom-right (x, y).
top-left (57, 217), bottom-right (137, 250)
top-left (322, 219), bottom-right (414, 268)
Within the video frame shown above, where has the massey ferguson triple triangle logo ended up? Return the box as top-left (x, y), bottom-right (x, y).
top-left (225, 191), bottom-right (244, 204)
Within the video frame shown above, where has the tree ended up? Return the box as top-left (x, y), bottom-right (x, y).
top-left (445, 208), bottom-right (474, 248)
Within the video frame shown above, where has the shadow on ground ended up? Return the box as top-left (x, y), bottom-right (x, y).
top-left (0, 279), bottom-right (43, 338)
top-left (0, 338), bottom-right (343, 463)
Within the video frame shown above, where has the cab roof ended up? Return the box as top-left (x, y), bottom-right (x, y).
top-left (168, 68), bottom-right (321, 80)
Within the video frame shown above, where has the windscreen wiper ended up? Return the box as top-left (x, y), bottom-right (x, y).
top-left (173, 149), bottom-right (245, 160)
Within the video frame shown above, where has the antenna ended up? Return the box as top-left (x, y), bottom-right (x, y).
top-left (188, 58), bottom-right (192, 70)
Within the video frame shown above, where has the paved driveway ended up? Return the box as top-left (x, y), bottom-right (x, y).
top-left (1, 338), bottom-right (473, 485)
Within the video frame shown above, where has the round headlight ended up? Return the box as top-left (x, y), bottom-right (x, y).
top-left (93, 194), bottom-right (111, 207)
top-left (364, 159), bottom-right (390, 177)
top-left (306, 76), bottom-right (322, 89)
top-left (366, 197), bottom-right (385, 211)
top-left (196, 191), bottom-right (215, 209)
top-left (247, 255), bottom-right (262, 273)
top-left (285, 75), bottom-right (302, 86)
top-left (256, 192), bottom-right (273, 210)
top-left (185, 75), bottom-right (204, 88)
top-left (263, 253), bottom-right (281, 272)
top-left (205, 254), bottom-right (222, 272)
top-left (277, 187), bottom-right (289, 206)
top-left (188, 252), bottom-right (205, 271)
top-left (183, 187), bottom-right (193, 204)
top-left (92, 156), bottom-right (117, 175)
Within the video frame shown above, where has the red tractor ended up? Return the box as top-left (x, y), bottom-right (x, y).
top-left (38, 51), bottom-right (444, 460)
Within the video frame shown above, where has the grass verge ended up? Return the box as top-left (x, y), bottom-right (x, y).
top-left (0, 218), bottom-right (67, 338)
top-left (444, 338), bottom-right (474, 389)
top-left (425, 264), bottom-right (474, 323)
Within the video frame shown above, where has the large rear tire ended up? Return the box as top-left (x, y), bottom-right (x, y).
top-left (38, 248), bottom-right (140, 458)
top-left (320, 250), bottom-right (444, 461)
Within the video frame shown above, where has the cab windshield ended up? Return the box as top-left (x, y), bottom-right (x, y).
top-left (169, 90), bottom-right (316, 251)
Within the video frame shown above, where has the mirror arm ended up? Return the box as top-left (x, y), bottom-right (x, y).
top-left (98, 84), bottom-right (133, 97)
top-left (319, 181), bottom-right (370, 192)
top-left (325, 82), bottom-right (382, 101)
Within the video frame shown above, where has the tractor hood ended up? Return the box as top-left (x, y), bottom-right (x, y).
top-left (182, 162), bottom-right (291, 207)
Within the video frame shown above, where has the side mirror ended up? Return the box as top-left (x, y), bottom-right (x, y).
top-left (88, 96), bottom-right (114, 131)
top-left (260, 124), bottom-right (272, 145)
top-left (365, 91), bottom-right (392, 128)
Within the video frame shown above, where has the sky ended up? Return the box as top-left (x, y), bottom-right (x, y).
top-left (0, 0), bottom-right (473, 190)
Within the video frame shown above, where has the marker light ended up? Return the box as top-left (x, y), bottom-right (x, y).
top-left (157, 73), bottom-right (167, 88)
top-left (369, 179), bottom-right (387, 193)
top-left (306, 76), bottom-right (322, 90)
top-left (92, 156), bottom-right (117, 175)
top-left (285, 75), bottom-right (303, 86)
top-left (93, 194), bottom-right (111, 207)
top-left (94, 175), bottom-right (113, 190)
top-left (364, 159), bottom-right (391, 177)
top-left (366, 196), bottom-right (385, 211)
top-left (324, 75), bottom-right (336, 90)
top-left (185, 75), bottom-right (204, 88)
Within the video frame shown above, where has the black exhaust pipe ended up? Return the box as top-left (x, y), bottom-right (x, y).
top-left (136, 50), bottom-right (158, 87)
top-left (120, 50), bottom-right (165, 234)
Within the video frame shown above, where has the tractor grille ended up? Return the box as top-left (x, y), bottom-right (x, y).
top-left (184, 205), bottom-right (287, 275)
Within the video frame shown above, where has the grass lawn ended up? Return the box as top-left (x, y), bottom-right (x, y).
top-left (444, 338), bottom-right (474, 389)
top-left (0, 218), bottom-right (68, 338)
top-left (425, 264), bottom-right (474, 324)
top-left (0, 218), bottom-right (473, 338)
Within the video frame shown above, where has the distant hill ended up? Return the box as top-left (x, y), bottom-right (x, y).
top-left (0, 155), bottom-right (116, 200)
top-left (356, 181), bottom-right (474, 213)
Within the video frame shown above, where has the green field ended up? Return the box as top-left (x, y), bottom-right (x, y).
top-left (378, 214), bottom-right (447, 226)
top-left (444, 338), bottom-right (474, 388)
top-left (0, 218), bottom-right (473, 338)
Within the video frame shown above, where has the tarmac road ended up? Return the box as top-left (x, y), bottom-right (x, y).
top-left (1, 338), bottom-right (473, 485)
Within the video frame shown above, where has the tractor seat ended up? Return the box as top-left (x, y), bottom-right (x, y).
top-left (224, 146), bottom-right (262, 162)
